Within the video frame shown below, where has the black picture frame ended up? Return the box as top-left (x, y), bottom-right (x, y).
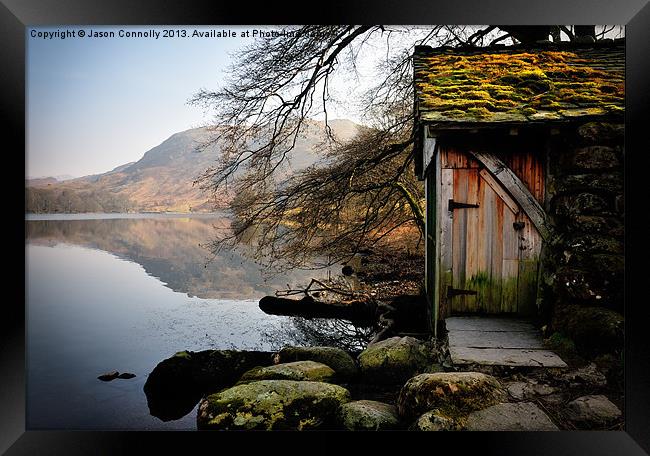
top-left (4, 0), bottom-right (649, 453)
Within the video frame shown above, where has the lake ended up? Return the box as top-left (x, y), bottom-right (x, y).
top-left (25, 213), bottom-right (368, 430)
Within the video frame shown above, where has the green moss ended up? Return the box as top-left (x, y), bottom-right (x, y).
top-left (546, 331), bottom-right (577, 354)
top-left (415, 49), bottom-right (624, 122)
top-left (173, 351), bottom-right (192, 360)
top-left (198, 380), bottom-right (351, 430)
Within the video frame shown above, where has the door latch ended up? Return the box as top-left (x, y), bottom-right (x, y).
top-left (448, 199), bottom-right (479, 211)
top-left (447, 286), bottom-right (478, 298)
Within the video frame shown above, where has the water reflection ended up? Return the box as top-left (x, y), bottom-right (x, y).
top-left (26, 214), bottom-right (317, 299)
top-left (25, 214), bottom-right (376, 428)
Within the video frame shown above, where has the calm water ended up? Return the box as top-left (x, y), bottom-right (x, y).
top-left (26, 213), bottom-right (362, 430)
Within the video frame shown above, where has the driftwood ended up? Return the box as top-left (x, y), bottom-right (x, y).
top-left (259, 295), bottom-right (377, 323)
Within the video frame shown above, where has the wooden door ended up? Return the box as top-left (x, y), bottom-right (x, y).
top-left (437, 147), bottom-right (543, 316)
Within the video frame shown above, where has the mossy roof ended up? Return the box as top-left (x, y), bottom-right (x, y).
top-left (414, 42), bottom-right (624, 125)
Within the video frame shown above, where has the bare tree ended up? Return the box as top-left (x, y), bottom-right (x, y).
top-left (191, 25), bottom-right (622, 272)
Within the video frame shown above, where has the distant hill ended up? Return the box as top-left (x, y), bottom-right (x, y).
top-left (25, 119), bottom-right (360, 213)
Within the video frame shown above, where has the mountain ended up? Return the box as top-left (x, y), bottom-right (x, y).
top-left (25, 119), bottom-right (360, 213)
top-left (26, 174), bottom-right (77, 187)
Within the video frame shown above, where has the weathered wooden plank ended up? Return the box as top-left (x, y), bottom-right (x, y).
top-left (503, 152), bottom-right (545, 204)
top-left (502, 259), bottom-right (519, 313)
top-left (449, 347), bottom-right (568, 368)
top-left (516, 211), bottom-right (542, 316)
top-left (468, 150), bottom-right (550, 240)
top-left (445, 316), bottom-right (535, 332)
top-left (448, 329), bottom-right (544, 349)
top-left (501, 203), bottom-right (518, 313)
top-left (438, 167), bottom-right (454, 319)
top-left (423, 136), bottom-right (436, 177)
top-left (502, 208), bottom-right (518, 261)
top-left (464, 169), bottom-right (480, 312)
top-left (453, 169), bottom-right (470, 312)
top-left (442, 147), bottom-right (480, 169)
top-left (489, 197), bottom-right (504, 313)
top-left (479, 168), bottom-right (519, 215)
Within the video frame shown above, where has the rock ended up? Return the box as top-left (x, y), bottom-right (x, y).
top-left (239, 361), bottom-right (336, 383)
top-left (577, 122), bottom-right (624, 144)
top-left (552, 306), bottom-right (623, 355)
top-left (413, 410), bottom-right (458, 431)
top-left (565, 146), bottom-right (620, 170)
top-left (117, 372), bottom-right (136, 379)
top-left (339, 400), bottom-right (400, 431)
top-left (554, 193), bottom-right (610, 217)
top-left (555, 172), bottom-right (623, 195)
top-left (567, 215), bottom-right (624, 238)
top-left (143, 349), bottom-right (274, 422)
top-left (507, 381), bottom-right (557, 401)
top-left (197, 380), bottom-right (351, 430)
top-left (358, 336), bottom-right (435, 384)
top-left (566, 395), bottom-right (621, 426)
top-left (507, 382), bottom-right (528, 401)
top-left (465, 402), bottom-right (559, 431)
top-left (275, 346), bottom-right (358, 381)
top-left (562, 363), bottom-right (607, 388)
top-left (397, 372), bottom-right (505, 419)
top-left (97, 371), bottom-right (119, 381)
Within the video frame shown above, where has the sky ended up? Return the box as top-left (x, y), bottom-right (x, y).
top-left (27, 26), bottom-right (310, 178)
top-left (26, 25), bottom-right (623, 179)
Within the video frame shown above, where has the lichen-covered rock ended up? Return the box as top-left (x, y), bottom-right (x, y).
top-left (566, 395), bottom-right (621, 426)
top-left (397, 372), bottom-right (505, 419)
top-left (197, 380), bottom-right (351, 430)
top-left (465, 402), bottom-right (559, 431)
top-left (338, 400), bottom-right (400, 431)
top-left (413, 410), bottom-right (458, 431)
top-left (275, 346), bottom-right (358, 381)
top-left (358, 336), bottom-right (436, 384)
top-left (239, 361), bottom-right (336, 384)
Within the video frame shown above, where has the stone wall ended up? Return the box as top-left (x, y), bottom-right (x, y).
top-left (539, 120), bottom-right (624, 356)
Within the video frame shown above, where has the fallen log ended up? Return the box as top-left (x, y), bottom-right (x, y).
top-left (259, 295), bottom-right (377, 324)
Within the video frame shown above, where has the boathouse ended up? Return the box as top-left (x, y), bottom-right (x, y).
top-left (412, 40), bottom-right (625, 337)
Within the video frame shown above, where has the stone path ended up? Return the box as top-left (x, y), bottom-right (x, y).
top-left (446, 316), bottom-right (567, 368)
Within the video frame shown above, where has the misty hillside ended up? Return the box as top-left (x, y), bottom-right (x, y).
top-left (26, 119), bottom-right (360, 213)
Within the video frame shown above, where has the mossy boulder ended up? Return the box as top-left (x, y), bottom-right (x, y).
top-left (338, 400), bottom-right (400, 431)
top-left (196, 380), bottom-right (351, 430)
top-left (413, 409), bottom-right (459, 431)
top-left (275, 346), bottom-right (358, 381)
top-left (397, 372), bottom-right (505, 419)
top-left (552, 305), bottom-right (623, 355)
top-left (357, 336), bottom-right (436, 384)
top-left (238, 361), bottom-right (336, 384)
top-left (143, 349), bottom-right (274, 422)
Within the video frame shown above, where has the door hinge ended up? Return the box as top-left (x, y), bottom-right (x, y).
top-left (447, 286), bottom-right (478, 298)
top-left (448, 199), bottom-right (479, 211)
